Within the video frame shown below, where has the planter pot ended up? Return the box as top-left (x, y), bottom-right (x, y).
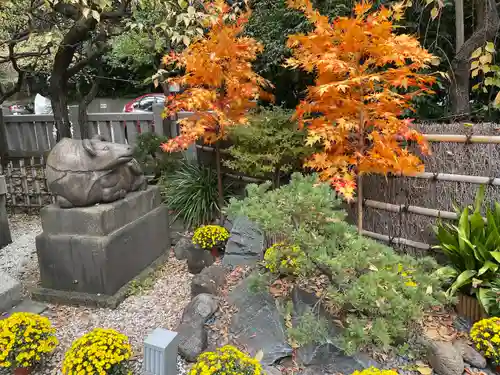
top-left (456, 292), bottom-right (487, 324)
top-left (13, 367), bottom-right (33, 375)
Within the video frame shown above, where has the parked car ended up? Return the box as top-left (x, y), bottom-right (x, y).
top-left (123, 94), bottom-right (165, 113)
top-left (8, 103), bottom-right (34, 115)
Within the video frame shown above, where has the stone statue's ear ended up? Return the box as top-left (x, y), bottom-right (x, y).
top-left (83, 139), bottom-right (97, 156)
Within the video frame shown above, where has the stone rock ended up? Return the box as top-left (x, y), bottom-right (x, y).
top-left (453, 340), bottom-right (487, 369)
top-left (223, 216), bottom-right (265, 267)
top-left (263, 366), bottom-right (283, 375)
top-left (177, 321), bottom-right (208, 362)
top-left (0, 271), bottom-right (21, 313)
top-left (228, 274), bottom-right (293, 365)
top-left (182, 293), bottom-right (219, 324)
top-left (177, 293), bottom-right (218, 362)
top-left (191, 265), bottom-right (227, 297)
top-left (174, 236), bottom-right (193, 260)
top-left (45, 135), bottom-right (146, 208)
top-left (291, 287), bottom-right (377, 372)
top-left (186, 247), bottom-right (215, 274)
top-left (426, 341), bottom-right (465, 375)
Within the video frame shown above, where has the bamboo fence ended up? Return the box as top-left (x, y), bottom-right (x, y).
top-left (357, 122), bottom-right (500, 256)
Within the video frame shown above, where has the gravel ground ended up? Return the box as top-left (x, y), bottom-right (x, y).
top-left (1, 214), bottom-right (193, 375)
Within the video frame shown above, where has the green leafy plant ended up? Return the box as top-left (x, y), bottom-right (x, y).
top-left (159, 161), bottom-right (235, 229)
top-left (227, 173), bottom-right (448, 354)
top-left (433, 184), bottom-right (500, 314)
top-left (224, 106), bottom-right (312, 187)
top-left (133, 132), bottom-right (181, 180)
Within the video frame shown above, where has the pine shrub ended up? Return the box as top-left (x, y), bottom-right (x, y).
top-left (227, 173), bottom-right (448, 354)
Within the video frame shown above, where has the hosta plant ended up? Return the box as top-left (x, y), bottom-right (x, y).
top-left (433, 184), bottom-right (500, 314)
top-left (0, 312), bottom-right (58, 370)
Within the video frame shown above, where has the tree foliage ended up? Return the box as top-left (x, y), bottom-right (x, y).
top-left (227, 173), bottom-right (448, 354)
top-left (285, 0), bottom-right (438, 200)
top-left (224, 106), bottom-right (312, 187)
top-left (160, 0), bottom-right (273, 152)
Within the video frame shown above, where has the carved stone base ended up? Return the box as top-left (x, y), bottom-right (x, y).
top-left (33, 186), bottom-right (170, 307)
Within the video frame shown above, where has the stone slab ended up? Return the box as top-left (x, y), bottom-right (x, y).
top-left (0, 194), bottom-right (11, 248)
top-left (36, 204), bottom-right (170, 296)
top-left (0, 271), bottom-right (22, 313)
top-left (32, 249), bottom-right (171, 309)
top-left (40, 186), bottom-right (161, 236)
top-left (0, 176), bottom-right (6, 195)
top-left (223, 216), bottom-right (264, 267)
top-left (9, 300), bottom-right (48, 315)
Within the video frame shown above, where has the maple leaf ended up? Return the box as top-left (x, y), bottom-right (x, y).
top-left (288, 0), bottom-right (434, 201)
top-left (160, 0), bottom-right (273, 153)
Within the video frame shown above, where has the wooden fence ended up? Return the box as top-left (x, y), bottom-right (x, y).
top-left (0, 105), bottom-right (175, 210)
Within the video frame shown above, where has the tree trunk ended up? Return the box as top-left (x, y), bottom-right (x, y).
top-left (49, 17), bottom-right (98, 140)
top-left (77, 73), bottom-right (101, 140)
top-left (273, 166), bottom-right (281, 189)
top-left (455, 0), bottom-right (465, 51)
top-left (450, 0), bottom-right (499, 116)
top-left (357, 175), bottom-right (363, 234)
top-left (215, 141), bottom-right (224, 223)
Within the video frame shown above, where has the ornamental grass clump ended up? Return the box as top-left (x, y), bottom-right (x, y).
top-left (0, 312), bottom-right (58, 370)
top-left (62, 328), bottom-right (132, 375)
top-left (190, 345), bottom-right (262, 375)
top-left (192, 225), bottom-right (230, 251)
top-left (470, 317), bottom-right (500, 364)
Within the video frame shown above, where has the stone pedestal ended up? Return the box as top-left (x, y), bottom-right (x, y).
top-left (0, 175), bottom-right (12, 249)
top-left (33, 186), bottom-right (170, 308)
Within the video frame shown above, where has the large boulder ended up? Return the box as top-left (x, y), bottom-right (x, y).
top-left (228, 274), bottom-right (293, 365)
top-left (291, 287), bottom-right (377, 373)
top-left (173, 236), bottom-right (192, 260)
top-left (177, 293), bottom-right (218, 362)
top-left (453, 340), bottom-right (487, 369)
top-left (173, 236), bottom-right (215, 274)
top-left (191, 265), bottom-right (227, 297)
top-left (223, 217), bottom-right (265, 267)
top-left (426, 341), bottom-right (465, 375)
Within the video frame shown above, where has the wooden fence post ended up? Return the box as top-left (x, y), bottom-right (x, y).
top-left (0, 109), bottom-right (9, 160)
top-left (0, 175), bottom-right (12, 248)
top-left (153, 104), bottom-right (169, 137)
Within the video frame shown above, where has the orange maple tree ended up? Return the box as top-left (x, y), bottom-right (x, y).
top-left (160, 0), bottom-right (272, 153)
top-left (285, 0), bottom-right (438, 203)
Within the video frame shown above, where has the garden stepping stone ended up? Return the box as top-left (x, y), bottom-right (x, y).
top-left (177, 293), bottom-right (218, 362)
top-left (9, 300), bottom-right (48, 315)
top-left (223, 216), bottom-right (264, 267)
top-left (228, 274), bottom-right (293, 365)
top-left (0, 271), bottom-right (21, 313)
top-left (426, 341), bottom-right (465, 375)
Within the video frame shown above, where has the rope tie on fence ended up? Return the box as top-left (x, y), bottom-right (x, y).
top-left (432, 172), bottom-right (439, 181)
top-left (400, 203), bottom-right (409, 213)
top-left (489, 176), bottom-right (496, 185)
top-left (465, 134), bottom-right (473, 145)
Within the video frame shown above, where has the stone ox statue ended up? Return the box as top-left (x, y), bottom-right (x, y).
top-left (45, 136), bottom-right (147, 208)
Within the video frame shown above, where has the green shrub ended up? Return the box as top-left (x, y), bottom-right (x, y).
top-left (434, 184), bottom-right (500, 314)
top-left (227, 173), bottom-right (448, 354)
top-left (224, 106), bottom-right (312, 187)
top-left (160, 161), bottom-right (235, 229)
top-left (133, 132), bottom-right (181, 179)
